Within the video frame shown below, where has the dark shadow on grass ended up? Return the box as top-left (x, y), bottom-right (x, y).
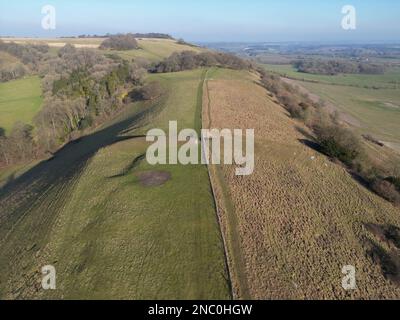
top-left (348, 171), bottom-right (371, 189)
top-left (295, 126), bottom-right (315, 141)
top-left (0, 98), bottom-right (165, 239)
top-left (363, 236), bottom-right (400, 287)
top-left (109, 153), bottom-right (146, 178)
top-left (298, 139), bottom-right (322, 153)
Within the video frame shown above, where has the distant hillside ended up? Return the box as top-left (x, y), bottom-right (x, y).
top-left (75, 33), bottom-right (174, 40)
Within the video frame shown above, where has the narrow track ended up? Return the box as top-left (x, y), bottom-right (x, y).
top-left (201, 69), bottom-right (250, 299)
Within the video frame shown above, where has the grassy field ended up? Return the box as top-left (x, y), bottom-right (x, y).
top-left (0, 76), bottom-right (43, 133)
top-left (0, 69), bottom-right (230, 299)
top-left (113, 39), bottom-right (204, 62)
top-left (263, 63), bottom-right (400, 88)
top-left (204, 68), bottom-right (400, 299)
top-left (299, 81), bottom-right (400, 147)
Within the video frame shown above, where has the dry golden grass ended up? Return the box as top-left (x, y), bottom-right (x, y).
top-left (0, 37), bottom-right (103, 48)
top-left (203, 70), bottom-right (400, 299)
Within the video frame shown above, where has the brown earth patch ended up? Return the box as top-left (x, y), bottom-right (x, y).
top-left (136, 170), bottom-right (171, 187)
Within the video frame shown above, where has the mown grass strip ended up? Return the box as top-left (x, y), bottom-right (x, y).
top-left (202, 71), bottom-right (251, 299)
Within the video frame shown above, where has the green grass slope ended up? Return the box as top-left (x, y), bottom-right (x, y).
top-left (0, 76), bottom-right (43, 133)
top-left (0, 69), bottom-right (230, 299)
top-left (112, 39), bottom-right (204, 62)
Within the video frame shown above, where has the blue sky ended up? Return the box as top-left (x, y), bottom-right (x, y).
top-left (0, 0), bottom-right (399, 42)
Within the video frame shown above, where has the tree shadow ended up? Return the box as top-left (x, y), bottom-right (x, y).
top-left (298, 139), bottom-right (322, 153)
top-left (295, 125), bottom-right (315, 141)
top-left (0, 101), bottom-right (161, 238)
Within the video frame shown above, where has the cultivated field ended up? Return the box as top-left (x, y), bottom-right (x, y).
top-left (0, 69), bottom-right (230, 299)
top-left (0, 76), bottom-right (43, 133)
top-left (203, 68), bottom-right (400, 299)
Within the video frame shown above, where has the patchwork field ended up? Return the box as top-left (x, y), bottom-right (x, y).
top-left (203, 69), bottom-right (400, 299)
top-left (0, 76), bottom-right (43, 133)
top-left (0, 69), bottom-right (231, 299)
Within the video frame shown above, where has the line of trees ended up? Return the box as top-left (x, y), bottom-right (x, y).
top-left (76, 33), bottom-right (173, 40)
top-left (0, 40), bottom-right (49, 71)
top-left (0, 123), bottom-right (37, 166)
top-left (294, 59), bottom-right (386, 75)
top-left (0, 40), bottom-right (50, 82)
top-left (0, 62), bottom-right (27, 82)
top-left (152, 51), bottom-right (253, 73)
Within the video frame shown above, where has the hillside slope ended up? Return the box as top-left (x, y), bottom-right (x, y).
top-left (0, 69), bottom-right (230, 299)
top-left (203, 69), bottom-right (400, 299)
top-left (0, 76), bottom-right (43, 133)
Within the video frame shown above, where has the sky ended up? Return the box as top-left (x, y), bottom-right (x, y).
top-left (0, 0), bottom-right (399, 42)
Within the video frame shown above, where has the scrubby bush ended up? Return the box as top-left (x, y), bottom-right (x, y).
top-left (315, 124), bottom-right (363, 166)
top-left (372, 179), bottom-right (400, 206)
top-left (58, 43), bottom-right (77, 57)
top-left (387, 177), bottom-right (400, 192)
top-left (259, 69), bottom-right (315, 120)
top-left (0, 40), bottom-right (48, 71)
top-left (0, 122), bottom-right (38, 166)
top-left (100, 34), bottom-right (139, 50)
top-left (127, 82), bottom-right (163, 101)
top-left (0, 63), bottom-right (27, 82)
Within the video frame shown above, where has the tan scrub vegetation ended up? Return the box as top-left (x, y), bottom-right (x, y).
top-left (203, 68), bottom-right (400, 299)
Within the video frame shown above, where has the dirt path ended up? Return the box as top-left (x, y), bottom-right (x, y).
top-left (202, 70), bottom-right (250, 300)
